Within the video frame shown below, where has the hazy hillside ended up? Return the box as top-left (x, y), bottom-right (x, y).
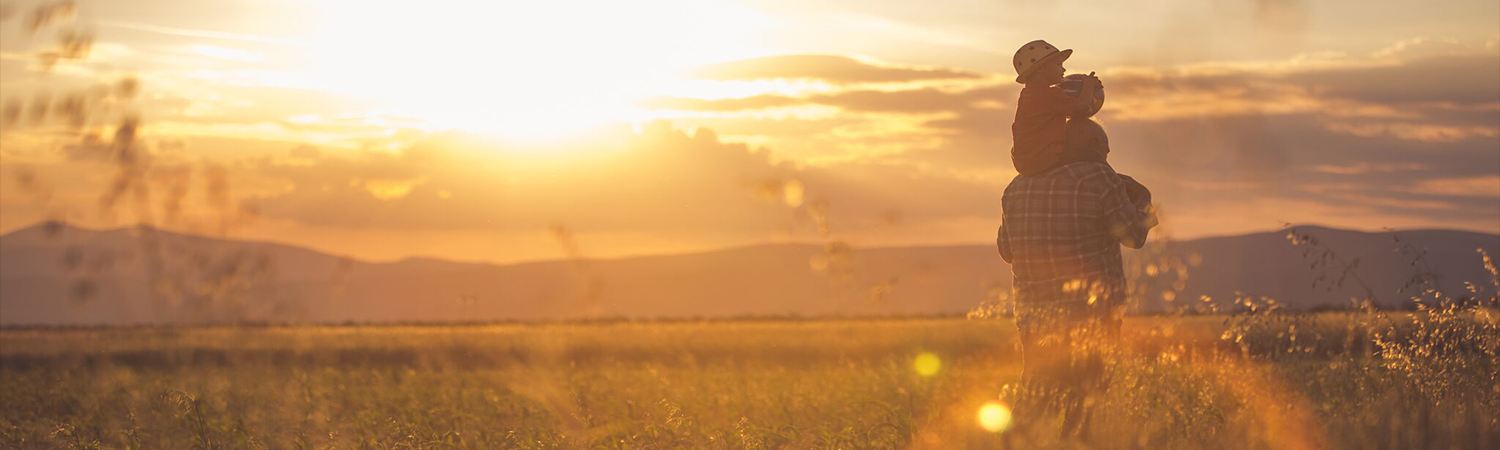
top-left (1, 222), bottom-right (1495, 324)
top-left (1147, 226), bottom-right (1497, 312)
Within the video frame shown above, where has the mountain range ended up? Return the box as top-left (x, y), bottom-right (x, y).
top-left (1, 222), bottom-right (1496, 325)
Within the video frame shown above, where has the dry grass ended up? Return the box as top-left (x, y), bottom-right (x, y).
top-left (2, 311), bottom-right (1495, 450)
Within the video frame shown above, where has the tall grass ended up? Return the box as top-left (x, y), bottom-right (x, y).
top-left (2, 300), bottom-right (1497, 450)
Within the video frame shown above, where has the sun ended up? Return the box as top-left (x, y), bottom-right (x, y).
top-left (302, 0), bottom-right (774, 142)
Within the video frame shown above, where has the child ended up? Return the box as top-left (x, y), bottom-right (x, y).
top-left (1010, 40), bottom-right (1098, 176)
top-left (1010, 40), bottom-right (1150, 205)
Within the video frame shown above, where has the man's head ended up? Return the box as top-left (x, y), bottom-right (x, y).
top-left (1013, 40), bottom-right (1072, 85)
top-left (1062, 118), bottom-right (1110, 161)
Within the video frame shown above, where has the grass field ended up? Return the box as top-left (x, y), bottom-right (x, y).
top-left (1, 312), bottom-right (1496, 450)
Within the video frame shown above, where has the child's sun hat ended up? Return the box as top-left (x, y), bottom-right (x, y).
top-left (1013, 40), bottom-right (1072, 83)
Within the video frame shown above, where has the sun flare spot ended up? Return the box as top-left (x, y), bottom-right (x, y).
top-left (913, 352), bottom-right (940, 377)
top-left (977, 401), bottom-right (1013, 433)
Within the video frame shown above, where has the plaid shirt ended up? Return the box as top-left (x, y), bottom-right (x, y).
top-left (997, 161), bottom-right (1156, 328)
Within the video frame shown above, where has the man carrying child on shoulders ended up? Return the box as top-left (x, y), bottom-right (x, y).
top-left (997, 39), bottom-right (1159, 440)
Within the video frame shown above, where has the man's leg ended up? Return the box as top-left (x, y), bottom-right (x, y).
top-left (1060, 315), bottom-right (1122, 439)
top-left (1014, 324), bottom-right (1075, 439)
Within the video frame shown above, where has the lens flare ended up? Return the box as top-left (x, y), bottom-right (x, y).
top-left (913, 352), bottom-right (940, 377)
top-left (977, 401), bottom-right (1013, 432)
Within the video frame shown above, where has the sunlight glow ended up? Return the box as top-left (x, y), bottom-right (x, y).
top-left (913, 352), bottom-right (940, 377)
top-left (303, 0), bottom-right (775, 143)
top-left (977, 401), bottom-right (1013, 433)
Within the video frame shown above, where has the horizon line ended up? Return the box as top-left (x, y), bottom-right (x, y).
top-left (4, 219), bottom-right (1497, 269)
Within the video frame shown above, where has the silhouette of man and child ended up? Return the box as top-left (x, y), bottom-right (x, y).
top-left (998, 39), bottom-right (1159, 440)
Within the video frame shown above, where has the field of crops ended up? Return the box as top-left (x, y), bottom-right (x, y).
top-left (1, 313), bottom-right (1496, 450)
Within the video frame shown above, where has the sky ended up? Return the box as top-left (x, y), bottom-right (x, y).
top-left (0, 0), bottom-right (1497, 263)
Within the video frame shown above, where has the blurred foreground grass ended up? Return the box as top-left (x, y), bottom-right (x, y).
top-left (1, 315), bottom-right (1495, 449)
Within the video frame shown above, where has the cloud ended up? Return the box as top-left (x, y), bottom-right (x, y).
top-left (640, 84), bottom-right (1020, 164)
top-left (1319, 191), bottom-right (1458, 211)
top-left (1309, 162), bottom-right (1428, 175)
top-left (639, 94), bottom-right (801, 112)
top-left (286, 144), bottom-right (320, 160)
top-left (643, 84), bottom-right (1014, 116)
top-left (358, 177), bottom-right (425, 201)
top-left (96, 19), bottom-right (305, 46)
top-left (221, 122), bottom-right (1019, 251)
top-left (185, 44), bottom-right (262, 62)
top-left (7, 34), bottom-right (1499, 263)
top-left (1322, 120), bottom-right (1499, 143)
top-left (643, 46), bottom-right (1499, 236)
top-left (1105, 113), bottom-right (1494, 182)
top-left (921, 108), bottom-right (1011, 136)
top-left (1287, 54), bottom-right (1500, 107)
top-left (686, 54), bottom-right (981, 84)
top-left (1403, 176), bottom-right (1500, 198)
top-left (650, 45), bottom-right (1497, 162)
top-left (241, 124), bottom-right (796, 232)
top-left (811, 86), bottom-right (1011, 113)
top-left (1109, 56), bottom-right (1498, 124)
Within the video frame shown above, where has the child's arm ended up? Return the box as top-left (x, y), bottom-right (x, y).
top-left (1071, 72), bottom-right (1100, 116)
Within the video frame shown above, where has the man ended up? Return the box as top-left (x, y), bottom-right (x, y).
top-left (998, 40), bottom-right (1159, 439)
top-left (996, 159), bottom-right (1155, 438)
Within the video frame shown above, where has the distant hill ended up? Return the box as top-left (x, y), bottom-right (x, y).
top-left (1, 222), bottom-right (1496, 325)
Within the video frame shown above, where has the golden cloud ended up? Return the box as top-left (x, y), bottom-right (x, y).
top-left (639, 95), bottom-right (800, 112)
top-left (686, 54), bottom-right (981, 84)
top-left (1322, 121), bottom-right (1499, 143)
top-left (356, 177), bottom-right (425, 201)
top-left (1309, 162), bottom-right (1429, 175)
top-left (1404, 176), bottom-right (1500, 198)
